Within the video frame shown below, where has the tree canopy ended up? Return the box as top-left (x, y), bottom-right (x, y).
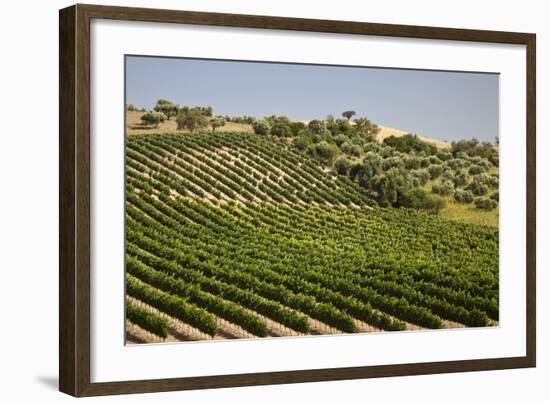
top-left (176, 108), bottom-right (209, 131)
top-left (153, 99), bottom-right (178, 120)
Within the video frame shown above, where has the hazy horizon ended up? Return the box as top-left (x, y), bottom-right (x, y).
top-left (126, 56), bottom-right (499, 143)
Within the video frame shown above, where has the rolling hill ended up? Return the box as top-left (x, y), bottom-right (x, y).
top-left (124, 131), bottom-right (499, 344)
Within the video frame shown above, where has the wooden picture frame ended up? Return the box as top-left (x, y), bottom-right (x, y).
top-left (59, 3), bottom-right (536, 397)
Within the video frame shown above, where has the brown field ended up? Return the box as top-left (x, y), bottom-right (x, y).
top-left (126, 110), bottom-right (253, 135)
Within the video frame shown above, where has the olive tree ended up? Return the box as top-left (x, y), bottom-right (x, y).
top-left (314, 141), bottom-right (339, 165)
top-left (452, 170), bottom-right (470, 187)
top-left (210, 116), bottom-right (226, 132)
top-left (467, 180), bottom-right (489, 196)
top-left (354, 117), bottom-right (380, 139)
top-left (432, 180), bottom-right (454, 196)
top-left (176, 108), bottom-right (209, 131)
top-left (252, 119), bottom-right (271, 135)
top-left (370, 168), bottom-right (414, 207)
top-left (454, 189), bottom-right (474, 204)
top-left (153, 99), bottom-right (178, 120)
top-left (342, 110), bottom-right (356, 121)
top-left (140, 110), bottom-right (167, 127)
top-left (428, 164), bottom-right (444, 178)
top-left (334, 157), bottom-right (352, 175)
top-left (474, 197), bottom-right (498, 210)
top-left (340, 141), bottom-right (361, 156)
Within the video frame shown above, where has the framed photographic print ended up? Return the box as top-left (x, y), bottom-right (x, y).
top-left (59, 4), bottom-right (536, 397)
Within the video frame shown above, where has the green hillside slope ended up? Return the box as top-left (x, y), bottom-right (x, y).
top-left (126, 131), bottom-right (374, 207)
top-left (125, 132), bottom-right (499, 342)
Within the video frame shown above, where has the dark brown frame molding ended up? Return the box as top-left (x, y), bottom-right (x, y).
top-left (59, 3), bottom-right (536, 397)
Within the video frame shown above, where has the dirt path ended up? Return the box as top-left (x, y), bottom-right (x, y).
top-left (353, 319), bottom-right (383, 333)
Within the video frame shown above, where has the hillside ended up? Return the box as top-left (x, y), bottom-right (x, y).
top-left (127, 111), bottom-right (450, 150)
top-left (125, 131), bottom-right (499, 344)
top-left (126, 131), bottom-right (374, 206)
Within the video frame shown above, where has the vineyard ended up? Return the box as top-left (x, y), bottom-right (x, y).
top-left (125, 131), bottom-right (499, 343)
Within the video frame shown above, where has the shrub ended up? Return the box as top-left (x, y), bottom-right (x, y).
top-left (474, 158), bottom-right (492, 169)
top-left (252, 119), bottom-right (272, 135)
top-left (293, 135), bottom-right (312, 151)
top-left (340, 141), bottom-right (361, 156)
top-left (308, 119), bottom-right (329, 135)
top-left (176, 108), bottom-right (209, 131)
top-left (487, 175), bottom-right (499, 189)
top-left (354, 117), bottom-right (380, 139)
top-left (353, 152), bottom-right (383, 181)
top-left (334, 157), bottom-right (352, 175)
top-left (400, 189), bottom-right (447, 214)
top-left (210, 116), bottom-right (226, 132)
top-left (441, 170), bottom-right (454, 181)
top-left (403, 156), bottom-right (421, 170)
top-left (490, 191), bottom-right (499, 202)
top-left (334, 134), bottom-right (349, 147)
top-left (474, 173), bottom-right (489, 183)
top-left (141, 110), bottom-right (167, 127)
top-left (452, 170), bottom-right (469, 187)
top-left (400, 187), bottom-right (435, 209)
top-left (468, 165), bottom-right (485, 175)
top-left (382, 156), bottom-right (405, 171)
top-left (364, 142), bottom-right (383, 153)
top-left (432, 180), bottom-right (454, 196)
top-left (270, 121), bottom-right (292, 137)
top-left (289, 121), bottom-right (306, 135)
top-left (489, 153), bottom-right (499, 167)
top-left (474, 197), bottom-right (498, 210)
top-left (467, 180), bottom-right (489, 196)
top-left (447, 158), bottom-right (470, 170)
top-left (424, 196), bottom-right (447, 215)
top-left (454, 189), bottom-right (474, 204)
top-left (226, 115), bottom-right (256, 124)
top-left (383, 134), bottom-right (437, 155)
top-left (451, 138), bottom-right (498, 161)
top-left (268, 116), bottom-right (293, 137)
top-left (412, 170), bottom-right (430, 186)
top-left (314, 141), bottom-right (339, 165)
top-left (379, 146), bottom-right (395, 158)
top-left (428, 165), bottom-right (444, 178)
top-left (437, 151), bottom-right (453, 161)
top-left (370, 168), bottom-right (414, 207)
top-left (419, 157), bottom-right (431, 168)
top-left (327, 118), bottom-right (355, 137)
top-left (154, 99), bottom-right (178, 119)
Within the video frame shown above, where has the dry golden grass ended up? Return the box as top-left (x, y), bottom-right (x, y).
top-left (439, 201), bottom-right (499, 227)
top-left (423, 180), bottom-right (498, 228)
top-left (376, 125), bottom-right (451, 150)
top-left (126, 110), bottom-right (254, 135)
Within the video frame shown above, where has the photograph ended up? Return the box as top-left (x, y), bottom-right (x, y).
top-left (123, 55), bottom-right (500, 344)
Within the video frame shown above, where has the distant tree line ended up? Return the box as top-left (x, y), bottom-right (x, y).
top-left (128, 101), bottom-right (498, 215)
top-left (131, 100), bottom-right (225, 132)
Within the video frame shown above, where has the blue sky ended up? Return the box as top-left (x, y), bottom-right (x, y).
top-left (126, 56), bottom-right (499, 143)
